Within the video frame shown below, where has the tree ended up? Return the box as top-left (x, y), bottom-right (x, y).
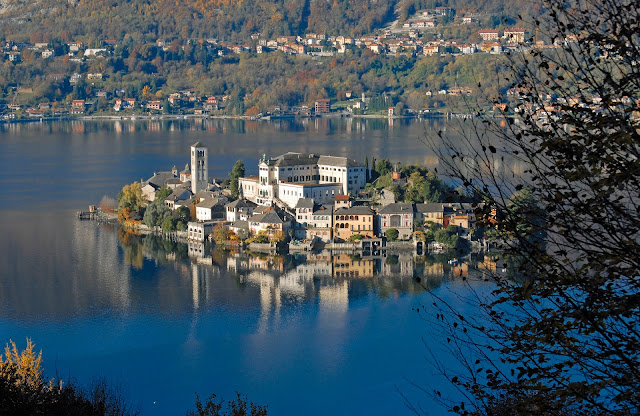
top-left (375, 159), bottom-right (393, 176)
top-left (154, 186), bottom-right (172, 203)
top-left (187, 392), bottom-right (267, 416)
top-left (161, 216), bottom-right (175, 232)
top-left (421, 0), bottom-right (640, 414)
top-left (229, 160), bottom-right (245, 198)
top-left (117, 182), bottom-right (144, 214)
top-left (0, 339), bottom-right (138, 416)
top-left (385, 228), bottom-right (399, 241)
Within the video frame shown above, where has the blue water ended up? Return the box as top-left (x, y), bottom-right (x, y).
top-left (0, 119), bottom-right (490, 415)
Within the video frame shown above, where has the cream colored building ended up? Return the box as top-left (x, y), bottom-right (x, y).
top-left (239, 152), bottom-right (366, 207)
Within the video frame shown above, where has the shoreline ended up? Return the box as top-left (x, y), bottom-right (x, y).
top-left (0, 111), bottom-right (485, 125)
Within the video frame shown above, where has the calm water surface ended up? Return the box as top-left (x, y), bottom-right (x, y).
top-left (0, 119), bottom-right (492, 415)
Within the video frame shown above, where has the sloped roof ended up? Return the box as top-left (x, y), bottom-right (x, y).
top-left (145, 171), bottom-right (174, 189)
top-left (378, 202), bottom-right (414, 214)
top-left (334, 205), bottom-right (375, 216)
top-left (262, 152), bottom-right (363, 168)
top-left (251, 211), bottom-right (284, 224)
top-left (415, 203), bottom-right (444, 213)
top-left (295, 198), bottom-right (315, 209)
top-left (197, 197), bottom-right (223, 209)
top-left (227, 199), bottom-right (258, 209)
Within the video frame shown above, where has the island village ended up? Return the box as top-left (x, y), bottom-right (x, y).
top-left (100, 141), bottom-right (490, 262)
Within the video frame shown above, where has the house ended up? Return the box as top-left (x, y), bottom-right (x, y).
top-left (195, 197), bottom-right (225, 221)
top-left (187, 221), bottom-right (216, 242)
top-left (306, 203), bottom-right (333, 242)
top-left (146, 101), bottom-right (162, 111)
top-left (226, 199), bottom-right (257, 222)
top-left (378, 203), bottom-right (414, 240)
top-left (333, 205), bottom-right (376, 241)
top-left (71, 100), bottom-right (85, 114)
top-left (314, 99), bottom-right (330, 113)
top-left (478, 29), bottom-right (500, 41)
top-left (164, 185), bottom-right (193, 210)
top-left (423, 44), bottom-right (441, 56)
top-left (248, 209), bottom-right (292, 236)
top-left (415, 203), bottom-right (444, 226)
top-left (504, 28), bottom-right (526, 43)
top-left (87, 73), bottom-right (103, 81)
top-left (444, 203), bottom-right (477, 229)
top-left (41, 49), bottom-right (54, 59)
top-left (141, 171), bottom-right (179, 201)
top-left (25, 108), bottom-right (45, 117)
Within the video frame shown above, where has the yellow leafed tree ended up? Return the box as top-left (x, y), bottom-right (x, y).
top-left (0, 338), bottom-right (45, 390)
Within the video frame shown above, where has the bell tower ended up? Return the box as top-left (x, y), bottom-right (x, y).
top-left (190, 142), bottom-right (208, 193)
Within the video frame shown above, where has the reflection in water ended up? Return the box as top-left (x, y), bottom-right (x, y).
top-left (0, 213), bottom-right (502, 324)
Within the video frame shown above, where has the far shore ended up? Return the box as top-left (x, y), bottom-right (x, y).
top-left (0, 111), bottom-right (469, 124)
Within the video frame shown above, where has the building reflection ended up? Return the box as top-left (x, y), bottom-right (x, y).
top-left (0, 215), bottom-right (498, 322)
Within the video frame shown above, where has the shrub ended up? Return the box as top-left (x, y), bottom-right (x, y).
top-left (385, 228), bottom-right (399, 241)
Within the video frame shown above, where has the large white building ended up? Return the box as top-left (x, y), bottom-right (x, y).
top-left (239, 152), bottom-right (367, 207)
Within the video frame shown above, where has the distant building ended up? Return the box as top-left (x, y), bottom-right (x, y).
top-left (478, 29), bottom-right (500, 41)
top-left (333, 205), bottom-right (376, 241)
top-left (378, 203), bottom-right (414, 240)
top-left (239, 152), bottom-right (366, 207)
top-left (504, 28), bottom-right (526, 43)
top-left (315, 99), bottom-right (331, 113)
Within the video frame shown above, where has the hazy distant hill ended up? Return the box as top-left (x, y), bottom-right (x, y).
top-left (0, 0), bottom-right (536, 43)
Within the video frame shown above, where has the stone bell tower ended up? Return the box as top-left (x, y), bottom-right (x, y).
top-left (190, 141), bottom-right (208, 193)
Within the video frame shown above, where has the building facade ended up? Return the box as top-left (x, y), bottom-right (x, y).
top-left (239, 152), bottom-right (366, 207)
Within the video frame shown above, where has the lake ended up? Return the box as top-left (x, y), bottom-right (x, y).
top-left (0, 118), bottom-right (495, 415)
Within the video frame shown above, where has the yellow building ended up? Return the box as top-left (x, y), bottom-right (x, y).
top-left (333, 206), bottom-right (376, 241)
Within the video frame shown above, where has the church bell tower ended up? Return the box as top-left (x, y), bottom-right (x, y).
top-left (190, 142), bottom-right (208, 193)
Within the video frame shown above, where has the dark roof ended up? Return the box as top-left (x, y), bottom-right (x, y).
top-left (192, 141), bottom-right (205, 148)
top-left (145, 171), bottom-right (174, 189)
top-left (313, 205), bottom-right (333, 215)
top-left (317, 155), bottom-right (362, 168)
top-left (415, 203), bottom-right (444, 213)
top-left (230, 220), bottom-right (248, 229)
top-left (334, 206), bottom-right (375, 216)
top-left (197, 197), bottom-right (223, 209)
top-left (226, 199), bottom-right (257, 209)
top-left (264, 152), bottom-right (318, 167)
top-left (251, 211), bottom-right (284, 224)
top-left (378, 203), bottom-right (414, 214)
top-left (295, 198), bottom-right (315, 209)
top-left (166, 185), bottom-right (192, 201)
top-left (253, 205), bottom-right (273, 215)
top-left (262, 152), bottom-right (364, 168)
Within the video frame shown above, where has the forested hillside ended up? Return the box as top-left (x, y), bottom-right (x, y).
top-left (0, 0), bottom-right (535, 42)
top-left (0, 0), bottom-right (395, 42)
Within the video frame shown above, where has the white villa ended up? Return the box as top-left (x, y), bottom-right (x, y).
top-left (239, 152), bottom-right (367, 208)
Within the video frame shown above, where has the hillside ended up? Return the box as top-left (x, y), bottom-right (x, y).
top-left (0, 0), bottom-right (396, 42)
top-left (0, 0), bottom-right (536, 42)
